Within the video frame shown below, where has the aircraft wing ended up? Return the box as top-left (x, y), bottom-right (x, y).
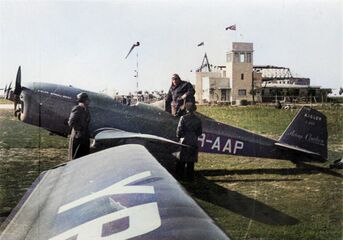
top-left (93, 128), bottom-right (187, 150)
top-left (0, 144), bottom-right (229, 240)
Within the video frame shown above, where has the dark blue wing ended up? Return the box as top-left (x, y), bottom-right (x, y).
top-left (0, 144), bottom-right (230, 240)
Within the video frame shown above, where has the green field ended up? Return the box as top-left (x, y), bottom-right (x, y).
top-left (0, 104), bottom-right (342, 239)
top-left (0, 99), bottom-right (11, 104)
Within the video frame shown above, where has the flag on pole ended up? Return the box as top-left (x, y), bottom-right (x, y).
top-left (197, 42), bottom-right (204, 47)
top-left (225, 24), bottom-right (236, 31)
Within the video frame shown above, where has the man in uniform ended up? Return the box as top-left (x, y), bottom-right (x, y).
top-left (165, 74), bottom-right (195, 116)
top-left (176, 102), bottom-right (202, 180)
top-left (68, 92), bottom-right (91, 160)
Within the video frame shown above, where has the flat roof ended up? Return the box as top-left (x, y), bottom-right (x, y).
top-left (263, 84), bottom-right (321, 89)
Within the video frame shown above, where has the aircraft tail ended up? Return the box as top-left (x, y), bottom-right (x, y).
top-left (276, 107), bottom-right (328, 161)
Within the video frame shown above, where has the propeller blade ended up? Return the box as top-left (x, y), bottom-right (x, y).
top-left (14, 66), bottom-right (21, 95)
top-left (6, 82), bottom-right (12, 99)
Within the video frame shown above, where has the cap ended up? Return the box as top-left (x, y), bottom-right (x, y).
top-left (76, 92), bottom-right (89, 103)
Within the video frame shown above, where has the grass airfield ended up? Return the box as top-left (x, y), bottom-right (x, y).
top-left (0, 102), bottom-right (342, 239)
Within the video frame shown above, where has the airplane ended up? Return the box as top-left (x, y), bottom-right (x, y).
top-left (0, 66), bottom-right (328, 239)
top-left (4, 66), bottom-right (328, 163)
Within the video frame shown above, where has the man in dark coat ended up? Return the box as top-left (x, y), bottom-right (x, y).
top-left (68, 92), bottom-right (91, 160)
top-left (165, 74), bottom-right (196, 117)
top-left (176, 102), bottom-right (202, 180)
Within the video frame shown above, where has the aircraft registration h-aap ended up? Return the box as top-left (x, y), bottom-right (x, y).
top-left (0, 66), bottom-right (328, 239)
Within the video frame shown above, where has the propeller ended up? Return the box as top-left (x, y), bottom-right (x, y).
top-left (13, 66), bottom-right (22, 117)
top-left (5, 81), bottom-right (12, 100)
top-left (3, 66), bottom-right (23, 117)
top-left (3, 84), bottom-right (7, 96)
top-left (14, 66), bottom-right (22, 96)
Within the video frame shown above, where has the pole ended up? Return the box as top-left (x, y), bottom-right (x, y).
top-left (136, 52), bottom-right (139, 91)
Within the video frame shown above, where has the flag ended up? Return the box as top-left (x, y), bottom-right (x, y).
top-left (225, 24), bottom-right (236, 31)
top-left (197, 42), bottom-right (204, 47)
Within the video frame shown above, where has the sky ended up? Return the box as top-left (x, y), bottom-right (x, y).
top-left (0, 0), bottom-right (342, 94)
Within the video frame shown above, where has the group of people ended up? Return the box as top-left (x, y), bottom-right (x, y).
top-left (166, 74), bottom-right (202, 180)
top-left (67, 73), bottom-right (201, 180)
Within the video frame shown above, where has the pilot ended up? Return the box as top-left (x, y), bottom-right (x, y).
top-left (68, 92), bottom-right (91, 160)
top-left (176, 102), bottom-right (202, 180)
top-left (165, 74), bottom-right (196, 117)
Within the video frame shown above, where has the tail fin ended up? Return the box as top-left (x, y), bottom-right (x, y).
top-left (277, 107), bottom-right (328, 161)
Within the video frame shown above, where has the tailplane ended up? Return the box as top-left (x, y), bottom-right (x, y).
top-left (276, 107), bottom-right (328, 161)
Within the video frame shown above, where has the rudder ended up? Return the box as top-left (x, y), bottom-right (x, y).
top-left (278, 107), bottom-right (328, 160)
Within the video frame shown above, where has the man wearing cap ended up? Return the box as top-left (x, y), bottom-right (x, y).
top-left (176, 102), bottom-right (202, 180)
top-left (68, 92), bottom-right (91, 160)
top-left (165, 74), bottom-right (196, 117)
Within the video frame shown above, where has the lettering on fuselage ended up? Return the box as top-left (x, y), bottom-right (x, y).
top-left (198, 133), bottom-right (244, 155)
top-left (37, 89), bottom-right (72, 100)
top-left (49, 171), bottom-right (161, 240)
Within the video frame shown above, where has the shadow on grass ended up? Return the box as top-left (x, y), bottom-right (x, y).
top-left (153, 152), bottom-right (300, 226)
top-left (198, 163), bottom-right (343, 179)
top-left (210, 178), bottom-right (302, 183)
top-left (183, 173), bottom-right (300, 226)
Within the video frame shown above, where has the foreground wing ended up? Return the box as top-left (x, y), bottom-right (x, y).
top-left (0, 144), bottom-right (229, 240)
top-left (93, 128), bottom-right (187, 149)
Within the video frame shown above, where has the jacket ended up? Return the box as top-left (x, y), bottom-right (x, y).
top-left (165, 80), bottom-right (195, 115)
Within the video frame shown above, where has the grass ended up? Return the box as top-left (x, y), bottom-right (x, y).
top-left (0, 104), bottom-right (342, 239)
top-left (0, 109), bottom-right (68, 221)
top-left (0, 99), bottom-right (11, 104)
top-left (190, 104), bottom-right (343, 239)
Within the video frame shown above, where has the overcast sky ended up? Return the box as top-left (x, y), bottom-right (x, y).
top-left (0, 0), bottom-right (342, 94)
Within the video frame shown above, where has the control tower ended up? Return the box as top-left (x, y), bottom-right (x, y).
top-left (226, 42), bottom-right (253, 102)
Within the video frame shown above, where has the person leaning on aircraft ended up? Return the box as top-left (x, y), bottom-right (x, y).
top-left (176, 102), bottom-right (202, 180)
top-left (68, 92), bottom-right (91, 160)
top-left (165, 73), bottom-right (196, 117)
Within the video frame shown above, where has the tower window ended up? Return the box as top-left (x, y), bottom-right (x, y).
top-left (239, 53), bottom-right (245, 63)
top-left (234, 53), bottom-right (240, 62)
top-left (246, 53), bottom-right (252, 63)
top-left (241, 73), bottom-right (244, 80)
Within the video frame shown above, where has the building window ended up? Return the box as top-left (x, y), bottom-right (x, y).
top-left (241, 73), bottom-right (244, 80)
top-left (226, 54), bottom-right (232, 62)
top-left (238, 89), bottom-right (246, 96)
top-left (223, 70), bottom-right (226, 77)
top-left (234, 53), bottom-right (240, 62)
top-left (239, 53), bottom-right (245, 63)
top-left (221, 89), bottom-right (227, 101)
top-left (246, 53), bottom-right (252, 63)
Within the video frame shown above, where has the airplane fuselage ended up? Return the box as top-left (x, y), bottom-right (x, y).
top-left (17, 82), bottom-right (324, 162)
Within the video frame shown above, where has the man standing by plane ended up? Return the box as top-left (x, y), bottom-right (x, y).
top-left (68, 92), bottom-right (91, 160)
top-left (176, 102), bottom-right (202, 180)
top-left (165, 74), bottom-right (196, 117)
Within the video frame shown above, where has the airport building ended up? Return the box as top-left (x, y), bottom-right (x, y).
top-left (195, 42), bottom-right (254, 104)
top-left (195, 42), bottom-right (329, 104)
